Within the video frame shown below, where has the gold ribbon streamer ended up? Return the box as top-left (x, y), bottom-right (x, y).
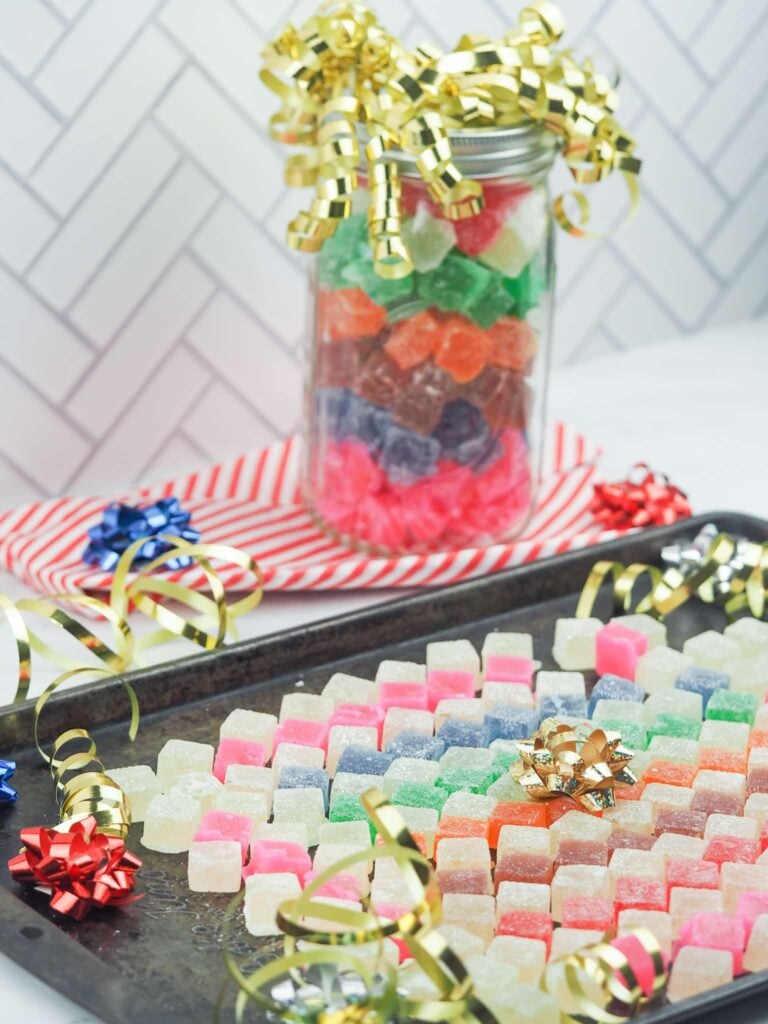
top-left (541, 927), bottom-right (667, 1023)
top-left (224, 788), bottom-right (498, 1024)
top-left (262, 0), bottom-right (641, 275)
top-left (574, 531), bottom-right (767, 623)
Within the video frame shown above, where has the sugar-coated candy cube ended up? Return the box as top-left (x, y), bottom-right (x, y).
top-left (375, 660), bottom-right (426, 685)
top-left (610, 832), bottom-right (657, 853)
top-left (592, 699), bottom-right (646, 725)
top-left (610, 614), bottom-right (667, 649)
top-left (428, 672), bottom-right (477, 710)
top-left (615, 877), bottom-right (666, 913)
top-left (736, 891), bottom-right (768, 935)
top-left (336, 745), bottom-right (393, 777)
top-left (549, 928), bottom-right (604, 958)
top-left (170, 771), bottom-right (223, 814)
top-left (398, 805), bottom-right (439, 855)
top-left (142, 793), bottom-right (202, 853)
top-left (498, 825), bottom-right (551, 858)
top-left (483, 657), bottom-right (534, 686)
top-left (487, 773), bottom-right (532, 804)
top-left (669, 887), bottom-right (724, 932)
top-left (437, 719), bottom-right (487, 748)
top-left (106, 765), bottom-right (159, 823)
top-left (653, 833), bottom-right (706, 861)
top-left (667, 945), bottom-right (733, 1002)
top-left (188, 840), bottom-right (242, 893)
top-left (195, 809), bottom-right (251, 858)
top-left (384, 729), bottom-right (443, 762)
top-left (383, 757), bottom-right (440, 797)
top-left (694, 768), bottom-right (746, 798)
top-left (440, 746), bottom-right (495, 771)
top-left (379, 681), bottom-right (429, 710)
top-left (273, 718), bottom-right (329, 753)
top-left (550, 811), bottom-right (611, 849)
top-left (214, 788), bottom-right (270, 826)
top-left (551, 618), bottom-right (601, 671)
top-left (486, 935), bottom-right (547, 982)
top-left (436, 836), bottom-right (490, 872)
top-left (426, 640), bottom-right (480, 683)
top-left (648, 714), bottom-right (700, 742)
top-left (496, 880), bottom-right (551, 918)
top-left (551, 866), bottom-right (612, 921)
top-left (683, 630), bottom-right (741, 671)
top-left (490, 802), bottom-right (548, 846)
top-left (328, 704), bottom-right (384, 743)
top-left (245, 839), bottom-right (312, 883)
top-left (272, 787), bottom-right (326, 846)
top-left (556, 839), bottom-right (606, 868)
top-left (744, 914), bottom-right (768, 972)
top-left (322, 672), bottom-right (376, 706)
top-left (635, 646), bottom-right (693, 695)
top-left (644, 761), bottom-right (696, 788)
top-left (482, 631), bottom-right (534, 663)
top-left (482, 681), bottom-right (534, 708)
top-left (382, 708), bottom-right (434, 751)
top-left (497, 909), bottom-right (553, 954)
top-left (278, 766), bottom-right (330, 811)
top-left (728, 655), bottom-right (768, 699)
top-left (487, 982), bottom-right (559, 1024)
top-left (442, 893), bottom-right (496, 944)
top-left (312, 843), bottom-right (371, 894)
top-left (618, 909), bottom-right (673, 956)
top-left (705, 813), bottom-right (759, 840)
top-left (220, 709), bottom-right (277, 752)
top-left (484, 705), bottom-right (538, 743)
top-left (332, 772), bottom-right (384, 799)
top-left (679, 911), bottom-right (746, 972)
top-left (642, 783), bottom-right (694, 812)
top-left (595, 624), bottom-right (648, 680)
top-left (244, 872), bottom-right (301, 936)
top-left (560, 895), bottom-right (615, 931)
top-left (535, 671), bottom-right (586, 707)
top-left (317, 820), bottom-right (372, 848)
top-left (213, 738), bottom-right (266, 782)
top-left (434, 698), bottom-right (485, 731)
top-left (609, 848), bottom-right (664, 882)
top-left (721, 863), bottom-right (768, 913)
top-left (654, 808), bottom-right (705, 838)
top-left (326, 726), bottom-right (378, 776)
top-left (436, 925), bottom-right (486, 960)
top-left (646, 737), bottom-right (698, 764)
top-left (272, 743), bottom-right (325, 772)
top-left (705, 835), bottom-right (760, 865)
top-left (642, 689), bottom-right (703, 724)
top-left (605, 802), bottom-right (654, 835)
top-left (252, 821), bottom-right (309, 849)
top-left (676, 666), bottom-right (730, 711)
top-left (725, 618), bottom-right (768, 657)
top-left (706, 689), bottom-right (758, 725)
top-left (587, 675), bottom-right (644, 717)
top-left (744, 792), bottom-right (768, 827)
top-left (224, 763), bottom-right (274, 797)
top-left (392, 782), bottom-right (447, 814)
top-left (156, 738), bottom-right (214, 791)
top-left (495, 852), bottom-right (554, 887)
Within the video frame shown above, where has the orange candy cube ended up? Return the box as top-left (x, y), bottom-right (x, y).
top-left (384, 310), bottom-right (442, 369)
top-left (318, 288), bottom-right (387, 343)
top-left (487, 317), bottom-right (537, 371)
top-left (433, 316), bottom-right (492, 383)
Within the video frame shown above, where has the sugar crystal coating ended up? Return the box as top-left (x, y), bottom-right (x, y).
top-left (220, 709), bottom-right (277, 751)
top-left (551, 618), bottom-right (601, 671)
top-left (683, 631), bottom-right (742, 671)
top-left (142, 792), bottom-right (202, 853)
top-left (106, 765), bottom-right (159, 823)
top-left (635, 646), bottom-right (693, 694)
top-left (156, 738), bottom-right (214, 791)
top-left (243, 872), bottom-right (301, 936)
top-left (170, 771), bottom-right (223, 813)
top-left (188, 840), bottom-right (242, 892)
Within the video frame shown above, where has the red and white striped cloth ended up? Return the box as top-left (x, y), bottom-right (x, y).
top-left (0, 423), bottom-right (616, 595)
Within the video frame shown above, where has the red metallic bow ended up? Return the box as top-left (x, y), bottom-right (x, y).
top-left (590, 464), bottom-right (691, 530)
top-left (8, 814), bottom-right (142, 920)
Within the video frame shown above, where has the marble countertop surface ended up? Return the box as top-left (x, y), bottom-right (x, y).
top-left (2, 316), bottom-right (767, 1023)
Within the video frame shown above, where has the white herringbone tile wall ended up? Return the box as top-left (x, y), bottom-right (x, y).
top-left (0, 0), bottom-right (766, 504)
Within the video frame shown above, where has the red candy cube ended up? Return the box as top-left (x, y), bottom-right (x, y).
top-left (665, 858), bottom-right (719, 897)
top-left (489, 802), bottom-right (548, 847)
top-left (561, 895), bottom-right (615, 931)
top-left (497, 909), bottom-right (554, 954)
top-left (704, 836), bottom-right (761, 865)
top-left (615, 877), bottom-right (667, 913)
top-left (495, 853), bottom-right (554, 887)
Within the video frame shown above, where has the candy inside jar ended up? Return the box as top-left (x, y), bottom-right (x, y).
top-left (303, 147), bottom-right (555, 554)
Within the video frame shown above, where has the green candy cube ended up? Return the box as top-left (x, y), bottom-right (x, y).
top-left (435, 767), bottom-right (496, 795)
top-left (503, 262), bottom-right (548, 318)
top-left (648, 713), bottom-right (701, 742)
top-left (597, 719), bottom-right (649, 752)
top-left (706, 689), bottom-right (759, 726)
top-left (391, 782), bottom-right (448, 814)
top-left (465, 277), bottom-right (515, 328)
top-left (416, 253), bottom-right (496, 314)
top-left (329, 793), bottom-right (376, 840)
top-left (491, 749), bottom-right (520, 778)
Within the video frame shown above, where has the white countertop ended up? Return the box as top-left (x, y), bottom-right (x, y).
top-left (2, 317), bottom-right (767, 1023)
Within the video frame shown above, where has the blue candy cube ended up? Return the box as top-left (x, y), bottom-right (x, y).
top-left (278, 766), bottom-right (330, 812)
top-left (336, 745), bottom-right (393, 777)
top-left (437, 719), bottom-right (488, 748)
top-left (587, 674), bottom-right (645, 718)
top-left (385, 732), bottom-right (446, 761)
top-left (539, 694), bottom-right (588, 719)
top-left (675, 667), bottom-right (729, 711)
top-left (380, 427), bottom-right (440, 484)
top-left (484, 705), bottom-right (540, 743)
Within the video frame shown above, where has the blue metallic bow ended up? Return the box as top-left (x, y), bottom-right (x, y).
top-left (82, 497), bottom-right (201, 572)
top-left (0, 760), bottom-right (16, 804)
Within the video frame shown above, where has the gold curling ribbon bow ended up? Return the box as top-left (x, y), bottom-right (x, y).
top-left (575, 530), bottom-right (768, 623)
top-left (3, 537), bottom-right (263, 839)
top-left (224, 788), bottom-right (498, 1024)
top-left (262, 0), bottom-right (641, 275)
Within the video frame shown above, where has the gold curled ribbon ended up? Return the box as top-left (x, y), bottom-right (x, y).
top-left (575, 530), bottom-right (767, 623)
top-left (262, 0), bottom-right (641, 275)
top-left (541, 927), bottom-right (667, 1023)
top-left (224, 788), bottom-right (498, 1024)
top-left (514, 718), bottom-right (637, 813)
top-left (3, 538), bottom-right (263, 844)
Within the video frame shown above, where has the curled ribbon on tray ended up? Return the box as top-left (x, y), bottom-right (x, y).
top-left (514, 718), bottom-right (637, 813)
top-left (590, 464), bottom-right (692, 530)
top-left (82, 496), bottom-right (201, 572)
top-left (262, 0), bottom-right (641, 275)
top-left (576, 528), bottom-right (768, 623)
top-left (7, 815), bottom-right (141, 921)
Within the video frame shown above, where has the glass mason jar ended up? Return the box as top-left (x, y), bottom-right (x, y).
top-left (303, 124), bottom-right (558, 554)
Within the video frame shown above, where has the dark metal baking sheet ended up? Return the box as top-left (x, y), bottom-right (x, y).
top-left (1, 512), bottom-right (767, 1024)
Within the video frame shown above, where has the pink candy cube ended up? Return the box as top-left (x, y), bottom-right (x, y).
top-left (483, 656), bottom-right (534, 687)
top-left (329, 704), bottom-right (385, 743)
top-left (213, 738), bottom-right (266, 782)
top-left (426, 670), bottom-right (476, 710)
top-left (678, 911), bottom-right (747, 974)
top-left (595, 624), bottom-right (648, 680)
top-left (304, 870), bottom-right (363, 901)
top-left (273, 718), bottom-right (329, 753)
top-left (244, 840), bottom-right (312, 884)
top-left (195, 810), bottom-right (252, 861)
top-left (612, 933), bottom-right (669, 997)
top-left (371, 902), bottom-right (411, 962)
top-left (379, 682), bottom-right (429, 711)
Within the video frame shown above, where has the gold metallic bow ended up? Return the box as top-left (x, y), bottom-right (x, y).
top-left (514, 718), bottom-right (637, 812)
top-left (262, 1), bottom-right (641, 276)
